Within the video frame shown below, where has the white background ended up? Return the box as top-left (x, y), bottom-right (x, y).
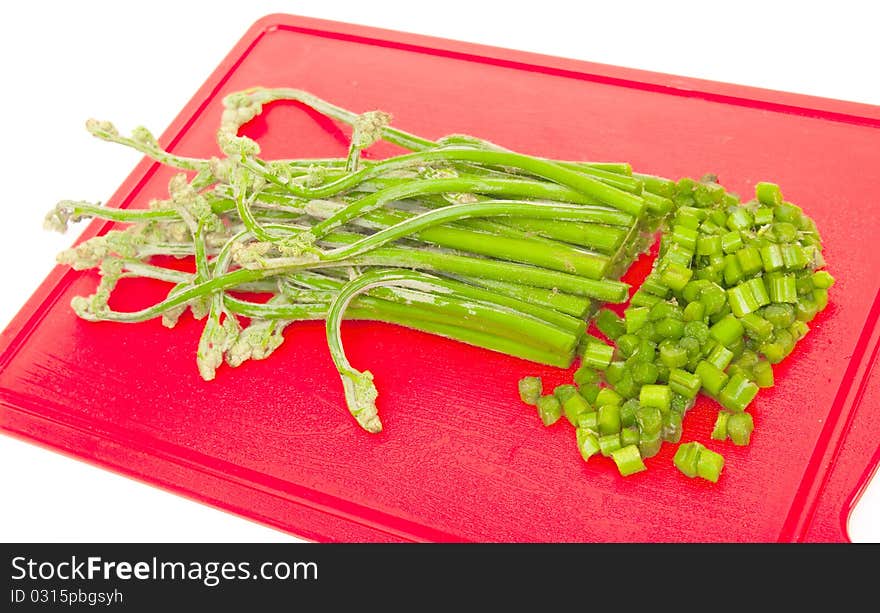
top-left (0, 1), bottom-right (878, 542)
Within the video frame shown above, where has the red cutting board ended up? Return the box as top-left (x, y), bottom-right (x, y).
top-left (2, 14), bottom-right (879, 542)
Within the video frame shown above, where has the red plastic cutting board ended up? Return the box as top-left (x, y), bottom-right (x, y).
top-left (2, 14), bottom-right (879, 542)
